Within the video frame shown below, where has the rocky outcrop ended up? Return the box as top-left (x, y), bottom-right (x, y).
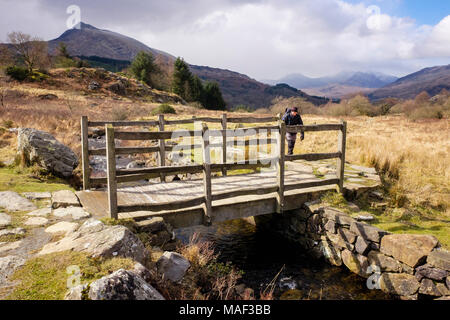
top-left (66, 267), bottom-right (165, 300)
top-left (17, 128), bottom-right (79, 178)
top-left (0, 255), bottom-right (26, 284)
top-left (0, 212), bottom-right (12, 228)
top-left (39, 219), bottom-right (149, 264)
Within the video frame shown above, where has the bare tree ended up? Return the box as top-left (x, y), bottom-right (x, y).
top-left (0, 45), bottom-right (13, 67)
top-left (7, 31), bottom-right (49, 72)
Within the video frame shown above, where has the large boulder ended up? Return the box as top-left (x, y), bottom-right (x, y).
top-left (380, 234), bottom-right (439, 268)
top-left (0, 255), bottom-right (26, 284)
top-left (66, 269), bottom-right (165, 300)
top-left (156, 252), bottom-right (190, 282)
top-left (17, 128), bottom-right (79, 178)
top-left (39, 219), bottom-right (149, 264)
top-left (427, 249), bottom-right (450, 271)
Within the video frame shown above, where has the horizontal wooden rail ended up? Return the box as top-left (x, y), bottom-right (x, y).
top-left (285, 152), bottom-right (341, 162)
top-left (88, 120), bottom-right (159, 127)
top-left (284, 178), bottom-right (340, 192)
top-left (89, 146), bottom-right (160, 156)
top-left (209, 138), bottom-right (277, 149)
top-left (116, 164), bottom-right (204, 176)
top-left (164, 117), bottom-right (222, 125)
top-left (117, 196), bottom-right (206, 213)
top-left (211, 185), bottom-right (279, 202)
top-left (286, 124), bottom-right (343, 133)
top-left (227, 116), bottom-right (278, 123)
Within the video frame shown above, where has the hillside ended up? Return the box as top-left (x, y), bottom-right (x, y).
top-left (190, 66), bottom-right (329, 109)
top-left (44, 23), bottom-right (328, 109)
top-left (369, 65), bottom-right (450, 101)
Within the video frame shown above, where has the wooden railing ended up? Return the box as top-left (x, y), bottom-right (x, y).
top-left (80, 115), bottom-right (346, 221)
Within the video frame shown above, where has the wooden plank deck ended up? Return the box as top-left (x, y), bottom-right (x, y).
top-left (77, 166), bottom-right (339, 228)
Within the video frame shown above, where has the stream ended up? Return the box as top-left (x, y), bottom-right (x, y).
top-left (175, 219), bottom-right (393, 300)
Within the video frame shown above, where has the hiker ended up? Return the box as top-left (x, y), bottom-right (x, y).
top-left (282, 107), bottom-right (304, 155)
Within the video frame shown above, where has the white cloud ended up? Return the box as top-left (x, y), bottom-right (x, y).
top-left (0, 0), bottom-right (449, 79)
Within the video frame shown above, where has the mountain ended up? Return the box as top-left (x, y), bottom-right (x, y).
top-left (264, 71), bottom-right (398, 98)
top-left (48, 23), bottom-right (174, 66)
top-left (45, 22), bottom-right (328, 109)
top-left (369, 65), bottom-right (450, 101)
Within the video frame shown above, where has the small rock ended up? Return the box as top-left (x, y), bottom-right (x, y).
top-left (355, 236), bottom-right (371, 255)
top-left (350, 221), bottom-right (388, 243)
top-left (45, 222), bottom-right (79, 235)
top-left (356, 215), bottom-right (374, 222)
top-left (0, 212), bottom-right (12, 228)
top-left (370, 191), bottom-right (384, 200)
top-left (0, 255), bottom-right (26, 283)
top-left (347, 202), bottom-right (360, 212)
top-left (415, 264), bottom-right (448, 281)
top-left (126, 161), bottom-right (146, 169)
top-left (323, 220), bottom-right (336, 234)
top-left (322, 208), bottom-right (355, 226)
top-left (321, 240), bottom-right (342, 266)
top-left (156, 252), bottom-right (190, 282)
top-left (371, 202), bottom-right (388, 210)
top-left (279, 277), bottom-right (297, 290)
top-left (27, 207), bottom-right (51, 217)
top-left (25, 217), bottom-right (49, 227)
top-left (51, 190), bottom-right (80, 209)
top-left (38, 94), bottom-right (58, 100)
top-left (419, 278), bottom-right (442, 296)
top-left (0, 241), bottom-right (23, 255)
top-left (53, 207), bottom-right (90, 221)
top-left (427, 249), bottom-right (450, 271)
top-left (379, 273), bottom-right (420, 297)
top-left (88, 81), bottom-right (101, 90)
top-left (0, 191), bottom-right (37, 212)
top-left (341, 249), bottom-right (370, 277)
top-left (367, 251), bottom-right (402, 272)
top-left (0, 228), bottom-right (26, 237)
top-left (336, 228), bottom-right (357, 244)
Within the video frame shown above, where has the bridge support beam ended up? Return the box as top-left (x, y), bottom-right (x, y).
top-left (106, 124), bottom-right (118, 219)
top-left (337, 120), bottom-right (347, 193)
top-left (158, 114), bottom-right (166, 183)
top-left (202, 124), bottom-right (213, 225)
top-left (276, 121), bottom-right (286, 213)
top-left (81, 116), bottom-right (90, 190)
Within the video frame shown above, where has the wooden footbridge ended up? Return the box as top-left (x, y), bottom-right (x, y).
top-left (77, 115), bottom-right (347, 228)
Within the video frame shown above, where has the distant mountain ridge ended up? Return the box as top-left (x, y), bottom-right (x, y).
top-left (369, 65), bottom-right (450, 101)
top-left (265, 71), bottom-right (397, 89)
top-left (264, 71), bottom-right (398, 98)
top-left (44, 22), bottom-right (328, 109)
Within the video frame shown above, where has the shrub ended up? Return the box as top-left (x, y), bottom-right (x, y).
top-left (151, 103), bottom-right (176, 115)
top-left (233, 104), bottom-right (253, 113)
top-left (2, 119), bottom-right (15, 128)
top-left (6, 66), bottom-right (29, 81)
top-left (111, 106), bottom-right (128, 121)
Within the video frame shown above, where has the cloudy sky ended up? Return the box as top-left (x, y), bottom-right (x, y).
top-left (1, 0), bottom-right (449, 80)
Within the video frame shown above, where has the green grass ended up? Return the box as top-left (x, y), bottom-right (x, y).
top-left (7, 251), bottom-right (135, 300)
top-left (0, 167), bottom-right (73, 193)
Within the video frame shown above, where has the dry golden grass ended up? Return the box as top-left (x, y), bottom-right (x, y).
top-left (296, 114), bottom-right (450, 216)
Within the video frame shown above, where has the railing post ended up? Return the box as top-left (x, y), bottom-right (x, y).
top-left (158, 114), bottom-right (166, 182)
top-left (106, 124), bottom-right (118, 219)
top-left (202, 124), bottom-right (212, 225)
top-left (221, 113), bottom-right (227, 176)
top-left (337, 120), bottom-right (347, 193)
top-left (81, 116), bottom-right (90, 190)
top-left (276, 121), bottom-right (286, 213)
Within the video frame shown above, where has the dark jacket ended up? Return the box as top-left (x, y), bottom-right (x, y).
top-left (282, 110), bottom-right (304, 140)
